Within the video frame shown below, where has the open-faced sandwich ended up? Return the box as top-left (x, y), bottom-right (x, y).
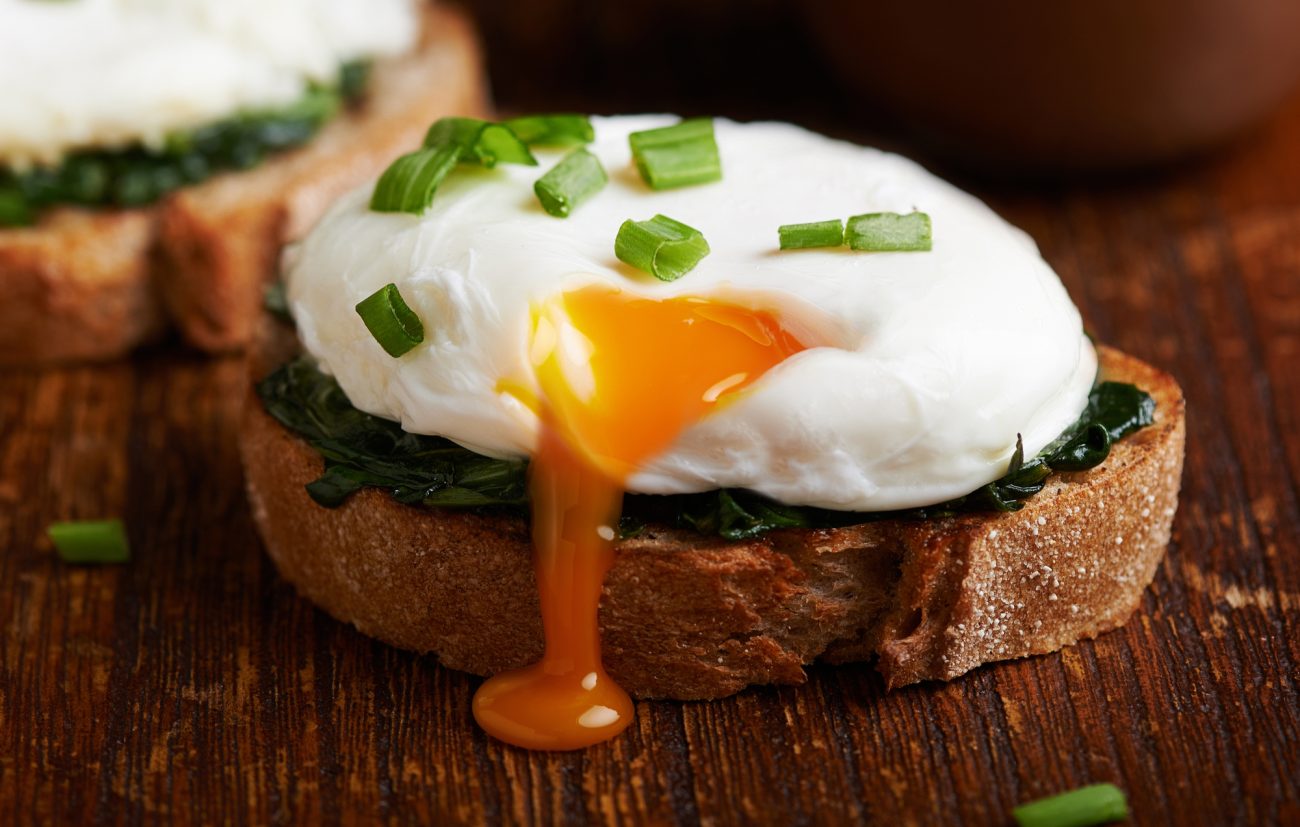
top-left (242, 114), bottom-right (1186, 750)
top-left (0, 0), bottom-right (484, 365)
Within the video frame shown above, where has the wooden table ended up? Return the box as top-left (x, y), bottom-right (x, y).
top-left (3, 97), bottom-right (1300, 827)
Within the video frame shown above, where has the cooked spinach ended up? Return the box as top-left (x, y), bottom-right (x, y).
top-left (0, 61), bottom-right (370, 226)
top-left (257, 358), bottom-right (1155, 540)
top-left (257, 358), bottom-right (528, 510)
top-left (263, 282), bottom-right (293, 323)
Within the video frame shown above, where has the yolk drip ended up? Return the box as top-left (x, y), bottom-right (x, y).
top-left (472, 285), bottom-right (810, 750)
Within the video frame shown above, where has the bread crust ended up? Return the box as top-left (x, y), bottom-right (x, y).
top-left (0, 209), bottom-right (162, 363)
top-left (0, 5), bottom-right (485, 366)
top-left (241, 344), bottom-right (1185, 699)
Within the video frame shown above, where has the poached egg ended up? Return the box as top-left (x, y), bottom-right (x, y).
top-left (287, 116), bottom-right (1097, 513)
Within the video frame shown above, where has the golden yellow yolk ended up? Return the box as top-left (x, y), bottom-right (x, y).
top-left (471, 285), bottom-right (810, 750)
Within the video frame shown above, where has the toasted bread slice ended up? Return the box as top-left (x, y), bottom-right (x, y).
top-left (0, 208), bottom-right (161, 363)
top-left (241, 343), bottom-right (1185, 699)
top-left (0, 5), bottom-right (485, 366)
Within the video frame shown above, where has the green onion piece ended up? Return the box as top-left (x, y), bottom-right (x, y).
top-left (369, 145), bottom-right (459, 214)
top-left (47, 520), bottom-right (130, 564)
top-left (845, 211), bottom-right (932, 252)
top-left (534, 149), bottom-right (608, 217)
top-left (504, 114), bottom-right (595, 146)
top-left (0, 185), bottom-right (32, 227)
top-left (629, 118), bottom-right (715, 149)
top-left (423, 116), bottom-right (484, 153)
top-left (355, 283), bottom-right (425, 357)
top-left (1013, 784), bottom-right (1129, 827)
top-left (474, 123), bottom-right (538, 167)
top-left (423, 117), bottom-right (537, 168)
top-left (778, 219), bottom-right (845, 250)
top-left (628, 118), bottom-right (722, 190)
top-left (615, 214), bottom-right (710, 281)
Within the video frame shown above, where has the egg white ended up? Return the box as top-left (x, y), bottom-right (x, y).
top-left (286, 116), bottom-right (1096, 511)
top-left (0, 0), bottom-right (417, 168)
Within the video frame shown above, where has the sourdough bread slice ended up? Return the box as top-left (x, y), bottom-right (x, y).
top-left (241, 343), bottom-right (1185, 699)
top-left (0, 5), bottom-right (485, 365)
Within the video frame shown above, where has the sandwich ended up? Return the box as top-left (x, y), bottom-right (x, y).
top-left (0, 0), bottom-right (484, 365)
top-left (241, 114), bottom-right (1186, 750)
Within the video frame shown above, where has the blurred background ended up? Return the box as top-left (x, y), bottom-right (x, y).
top-left (458, 0), bottom-right (1300, 180)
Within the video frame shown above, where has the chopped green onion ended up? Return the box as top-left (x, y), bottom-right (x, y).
top-left (474, 124), bottom-right (538, 167)
top-left (845, 211), bottom-right (932, 252)
top-left (615, 214), bottom-right (710, 281)
top-left (369, 144), bottom-right (459, 214)
top-left (423, 116), bottom-right (484, 153)
top-left (504, 114), bottom-right (595, 146)
top-left (424, 117), bottom-right (537, 168)
top-left (778, 219), bottom-right (845, 250)
top-left (534, 149), bottom-right (607, 217)
top-left (628, 118), bottom-right (722, 190)
top-left (629, 118), bottom-right (715, 149)
top-left (1013, 784), bottom-right (1129, 827)
top-left (355, 283), bottom-right (425, 357)
top-left (47, 520), bottom-right (130, 564)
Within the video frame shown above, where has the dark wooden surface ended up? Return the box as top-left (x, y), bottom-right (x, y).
top-left (4, 81), bottom-right (1300, 827)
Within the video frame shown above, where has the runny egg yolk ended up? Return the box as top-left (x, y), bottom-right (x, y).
top-left (472, 285), bottom-right (811, 750)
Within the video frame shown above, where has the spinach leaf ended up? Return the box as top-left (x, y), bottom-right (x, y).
top-left (0, 61), bottom-right (371, 226)
top-left (256, 359), bottom-right (1156, 540)
top-left (1047, 424), bottom-right (1111, 471)
top-left (679, 489), bottom-right (820, 539)
top-left (257, 359), bottom-right (528, 511)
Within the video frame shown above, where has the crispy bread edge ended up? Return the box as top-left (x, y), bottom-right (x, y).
top-left (0, 209), bottom-right (162, 364)
top-left (240, 342), bottom-right (1185, 699)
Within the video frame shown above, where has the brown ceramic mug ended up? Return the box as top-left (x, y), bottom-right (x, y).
top-left (808, 0), bottom-right (1300, 173)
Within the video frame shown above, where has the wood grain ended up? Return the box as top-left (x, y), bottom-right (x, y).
top-left (4, 83), bottom-right (1300, 827)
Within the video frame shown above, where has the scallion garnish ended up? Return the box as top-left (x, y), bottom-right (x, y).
top-left (424, 117), bottom-right (537, 168)
top-left (778, 219), bottom-right (845, 250)
top-left (628, 118), bottom-right (722, 190)
top-left (630, 118), bottom-right (715, 148)
top-left (845, 211), bottom-right (932, 252)
top-left (534, 149), bottom-right (607, 218)
top-left (504, 114), bottom-right (595, 146)
top-left (423, 116), bottom-right (483, 153)
top-left (369, 144), bottom-right (459, 215)
top-left (47, 519), bottom-right (130, 564)
top-left (615, 214), bottom-right (710, 281)
top-left (474, 124), bottom-right (538, 167)
top-left (1012, 784), bottom-right (1129, 827)
top-left (355, 283), bottom-right (425, 357)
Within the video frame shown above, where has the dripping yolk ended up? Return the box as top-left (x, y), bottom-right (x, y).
top-left (472, 285), bottom-right (811, 750)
